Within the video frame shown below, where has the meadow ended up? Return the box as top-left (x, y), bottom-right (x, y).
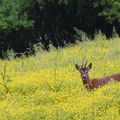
top-left (0, 35), bottom-right (120, 120)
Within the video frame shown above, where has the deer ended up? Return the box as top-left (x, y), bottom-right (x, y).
top-left (75, 62), bottom-right (120, 90)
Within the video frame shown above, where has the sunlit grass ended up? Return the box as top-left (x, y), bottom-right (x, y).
top-left (0, 37), bottom-right (120, 119)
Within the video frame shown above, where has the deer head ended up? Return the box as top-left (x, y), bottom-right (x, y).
top-left (75, 62), bottom-right (92, 81)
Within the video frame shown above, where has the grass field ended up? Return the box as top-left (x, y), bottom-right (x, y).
top-left (0, 36), bottom-right (120, 119)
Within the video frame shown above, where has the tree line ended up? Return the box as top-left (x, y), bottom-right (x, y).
top-left (0, 0), bottom-right (120, 57)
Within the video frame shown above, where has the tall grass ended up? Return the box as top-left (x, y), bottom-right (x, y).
top-left (0, 36), bottom-right (120, 119)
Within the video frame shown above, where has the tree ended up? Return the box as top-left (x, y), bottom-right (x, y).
top-left (93, 0), bottom-right (120, 23)
top-left (0, 0), bottom-right (33, 32)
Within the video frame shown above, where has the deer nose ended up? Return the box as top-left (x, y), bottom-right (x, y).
top-left (82, 75), bottom-right (87, 79)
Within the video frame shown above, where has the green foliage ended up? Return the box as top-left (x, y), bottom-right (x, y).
top-left (93, 0), bottom-right (120, 23)
top-left (58, 0), bottom-right (69, 5)
top-left (0, 0), bottom-right (120, 58)
top-left (112, 27), bottom-right (119, 38)
top-left (74, 27), bottom-right (89, 41)
top-left (37, 0), bottom-right (45, 4)
top-left (2, 49), bottom-right (15, 60)
top-left (0, 0), bottom-right (33, 31)
top-left (94, 30), bottom-right (106, 41)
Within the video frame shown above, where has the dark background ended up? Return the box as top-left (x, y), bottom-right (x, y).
top-left (0, 0), bottom-right (120, 58)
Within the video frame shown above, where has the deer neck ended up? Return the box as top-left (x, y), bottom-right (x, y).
top-left (82, 76), bottom-right (92, 89)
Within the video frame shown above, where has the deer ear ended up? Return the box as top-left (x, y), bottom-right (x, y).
top-left (75, 64), bottom-right (81, 71)
top-left (88, 63), bottom-right (92, 70)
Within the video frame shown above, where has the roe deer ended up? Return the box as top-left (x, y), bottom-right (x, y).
top-left (75, 62), bottom-right (120, 90)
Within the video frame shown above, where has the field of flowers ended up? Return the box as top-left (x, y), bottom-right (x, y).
top-left (0, 36), bottom-right (120, 119)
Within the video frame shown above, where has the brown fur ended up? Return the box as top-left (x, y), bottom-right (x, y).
top-left (75, 62), bottom-right (120, 90)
